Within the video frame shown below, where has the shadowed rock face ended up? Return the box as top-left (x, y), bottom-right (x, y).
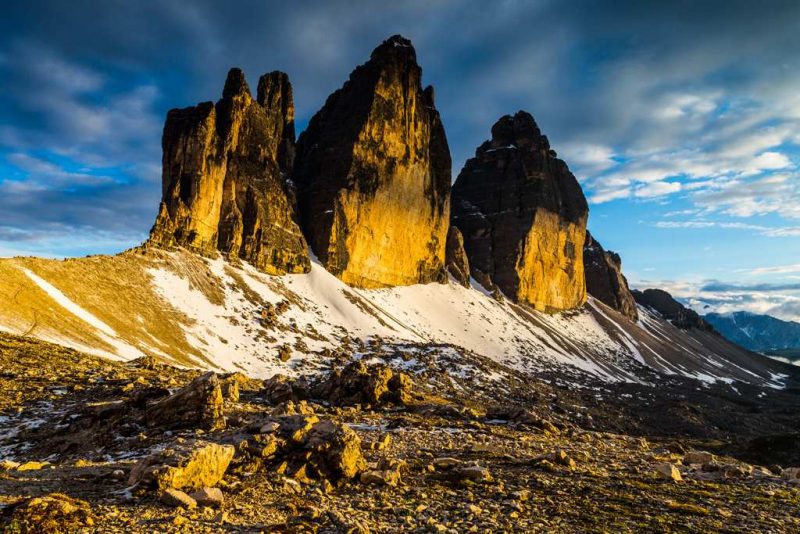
top-left (451, 111), bottom-right (589, 312)
top-left (149, 69), bottom-right (310, 275)
top-left (632, 288), bottom-right (716, 332)
top-left (294, 35), bottom-right (451, 288)
top-left (445, 226), bottom-right (470, 287)
top-left (583, 231), bottom-right (638, 321)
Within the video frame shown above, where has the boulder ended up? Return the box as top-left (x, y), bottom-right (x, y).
top-left (445, 226), bottom-right (471, 287)
top-left (148, 68), bottom-right (309, 275)
top-left (262, 374), bottom-right (309, 404)
top-left (781, 467), bottom-right (800, 481)
top-left (451, 111), bottom-right (589, 312)
top-left (312, 361), bottom-right (413, 406)
top-left (655, 463), bottom-right (683, 482)
top-left (145, 372), bottom-right (225, 430)
top-left (583, 231), bottom-right (638, 320)
top-left (684, 451), bottom-right (715, 465)
top-left (3, 493), bottom-right (94, 532)
top-left (303, 420), bottom-right (366, 480)
top-left (159, 489), bottom-right (197, 509)
top-left (361, 459), bottom-right (406, 487)
top-left (190, 487), bottom-right (225, 508)
top-left (128, 440), bottom-right (235, 491)
top-left (294, 35), bottom-right (451, 288)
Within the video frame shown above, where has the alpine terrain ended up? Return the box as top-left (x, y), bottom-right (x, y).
top-left (704, 311), bottom-right (800, 364)
top-left (1, 36), bottom-right (800, 533)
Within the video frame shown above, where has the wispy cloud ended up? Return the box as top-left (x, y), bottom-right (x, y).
top-left (653, 220), bottom-right (800, 237)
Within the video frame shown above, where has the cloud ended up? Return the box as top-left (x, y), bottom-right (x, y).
top-left (633, 276), bottom-right (800, 323)
top-left (1, 0), bottom-right (800, 256)
top-left (747, 264), bottom-right (800, 275)
top-left (652, 220), bottom-right (800, 237)
top-left (558, 143), bottom-right (617, 178)
top-left (634, 181), bottom-right (681, 198)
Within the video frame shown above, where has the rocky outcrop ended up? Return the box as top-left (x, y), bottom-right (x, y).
top-left (145, 372), bottom-right (225, 430)
top-left (294, 35), bottom-right (451, 288)
top-left (311, 361), bottom-right (413, 406)
top-left (128, 440), bottom-right (235, 491)
top-left (632, 289), bottom-right (716, 332)
top-left (583, 231), bottom-right (638, 321)
top-left (451, 111), bottom-right (589, 312)
top-left (446, 226), bottom-right (471, 287)
top-left (149, 68), bottom-right (310, 275)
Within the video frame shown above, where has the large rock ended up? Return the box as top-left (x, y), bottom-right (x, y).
top-left (233, 416), bottom-right (366, 482)
top-left (583, 231), bottom-right (638, 320)
top-left (451, 111), bottom-right (589, 312)
top-left (312, 361), bottom-right (413, 406)
top-left (3, 493), bottom-right (95, 532)
top-left (149, 68), bottom-right (310, 275)
top-left (303, 420), bottom-right (366, 480)
top-left (632, 288), bottom-right (716, 332)
top-left (294, 35), bottom-right (451, 288)
top-left (128, 440), bottom-right (235, 491)
top-left (145, 372), bottom-right (226, 430)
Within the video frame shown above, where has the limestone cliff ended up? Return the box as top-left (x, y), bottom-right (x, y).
top-left (149, 69), bottom-right (309, 274)
top-left (445, 226), bottom-right (470, 287)
top-left (294, 35), bottom-right (451, 288)
top-left (583, 231), bottom-right (638, 320)
top-left (451, 111), bottom-right (589, 312)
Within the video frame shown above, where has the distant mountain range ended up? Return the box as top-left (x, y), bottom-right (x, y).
top-left (704, 311), bottom-right (800, 361)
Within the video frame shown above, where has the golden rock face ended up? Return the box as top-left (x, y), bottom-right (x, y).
top-left (516, 210), bottom-right (587, 312)
top-left (295, 35), bottom-right (451, 288)
top-left (149, 69), bottom-right (309, 275)
top-left (452, 111), bottom-right (589, 312)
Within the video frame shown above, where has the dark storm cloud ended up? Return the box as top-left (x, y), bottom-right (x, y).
top-left (1, 0), bottom-right (800, 255)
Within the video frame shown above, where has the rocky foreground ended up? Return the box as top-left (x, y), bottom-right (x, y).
top-left (1, 332), bottom-right (800, 533)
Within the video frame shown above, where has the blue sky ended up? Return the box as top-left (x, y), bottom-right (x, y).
top-left (1, 0), bottom-right (799, 320)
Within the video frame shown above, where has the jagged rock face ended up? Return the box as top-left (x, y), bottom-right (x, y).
top-left (446, 226), bottom-right (470, 287)
top-left (451, 111), bottom-right (589, 312)
top-left (149, 69), bottom-right (310, 275)
top-left (583, 231), bottom-right (638, 320)
top-left (632, 288), bottom-right (716, 332)
top-left (294, 35), bottom-right (451, 288)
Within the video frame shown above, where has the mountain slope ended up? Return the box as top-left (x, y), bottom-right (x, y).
top-left (0, 248), bottom-right (791, 388)
top-left (705, 311), bottom-right (800, 355)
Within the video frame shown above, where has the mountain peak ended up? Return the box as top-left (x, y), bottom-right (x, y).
top-left (452, 112), bottom-right (588, 312)
top-left (487, 111), bottom-right (547, 151)
top-left (222, 67), bottom-right (251, 99)
top-left (371, 34), bottom-right (417, 62)
top-left (294, 35), bottom-right (450, 288)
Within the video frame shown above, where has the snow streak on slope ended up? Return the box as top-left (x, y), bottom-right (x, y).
top-left (0, 249), bottom-right (792, 388)
top-left (22, 269), bottom-right (142, 361)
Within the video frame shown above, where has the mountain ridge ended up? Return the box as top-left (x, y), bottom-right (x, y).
top-left (704, 311), bottom-right (800, 356)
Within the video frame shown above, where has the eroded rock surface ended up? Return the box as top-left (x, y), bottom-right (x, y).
top-left (294, 35), bottom-right (451, 288)
top-left (451, 111), bottom-right (589, 311)
top-left (149, 68), bottom-right (309, 275)
top-left (583, 231), bottom-right (638, 321)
